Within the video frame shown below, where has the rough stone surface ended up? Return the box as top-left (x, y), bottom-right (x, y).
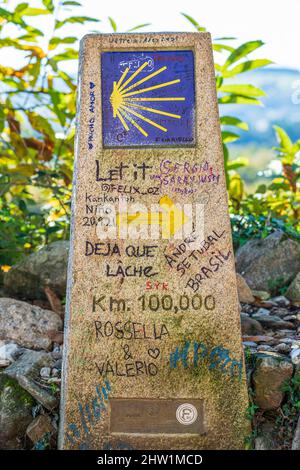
top-left (0, 298), bottom-right (63, 350)
top-left (241, 313), bottom-right (263, 335)
top-left (253, 353), bottom-right (294, 410)
top-left (0, 341), bottom-right (23, 366)
top-left (5, 350), bottom-right (57, 410)
top-left (235, 231), bottom-right (300, 292)
top-left (252, 291), bottom-right (270, 300)
top-left (236, 274), bottom-right (255, 304)
top-left (251, 315), bottom-right (294, 330)
top-left (286, 272), bottom-right (300, 304)
top-left (290, 348), bottom-right (300, 365)
top-left (3, 241), bottom-right (69, 300)
top-left (59, 33), bottom-right (249, 450)
top-left (26, 415), bottom-right (55, 444)
top-left (0, 374), bottom-right (34, 449)
top-left (271, 296), bottom-right (290, 307)
top-left (254, 421), bottom-right (276, 450)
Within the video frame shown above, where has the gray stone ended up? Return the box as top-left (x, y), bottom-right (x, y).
top-left (290, 348), bottom-right (300, 365)
top-left (243, 341), bottom-right (257, 348)
top-left (0, 298), bottom-right (62, 350)
top-left (252, 315), bottom-right (294, 330)
top-left (252, 291), bottom-right (271, 300)
top-left (53, 359), bottom-right (62, 371)
top-left (271, 307), bottom-right (291, 318)
top-left (26, 414), bottom-right (55, 445)
top-left (235, 231), bottom-right (300, 293)
top-left (51, 368), bottom-right (59, 377)
top-left (254, 421), bottom-right (276, 450)
top-left (241, 313), bottom-right (263, 335)
top-left (255, 308), bottom-right (270, 316)
top-left (286, 272), bottom-right (300, 304)
top-left (236, 274), bottom-right (255, 304)
top-left (253, 352), bottom-right (294, 410)
top-left (5, 350), bottom-right (57, 410)
top-left (283, 315), bottom-right (297, 321)
top-left (0, 341), bottom-right (23, 367)
top-left (270, 296), bottom-right (290, 307)
top-left (3, 241), bottom-right (69, 300)
top-left (40, 367), bottom-right (51, 378)
top-left (0, 374), bottom-right (34, 449)
top-left (257, 345), bottom-right (273, 352)
top-left (273, 343), bottom-right (291, 354)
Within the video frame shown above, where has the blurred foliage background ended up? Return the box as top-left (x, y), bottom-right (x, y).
top-left (0, 0), bottom-right (299, 268)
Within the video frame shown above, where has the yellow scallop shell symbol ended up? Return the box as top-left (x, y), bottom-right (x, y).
top-left (110, 61), bottom-right (185, 137)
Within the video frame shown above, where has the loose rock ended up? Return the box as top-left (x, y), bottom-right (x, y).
top-left (252, 291), bottom-right (271, 301)
top-left (241, 313), bottom-right (263, 335)
top-left (235, 231), bottom-right (300, 293)
top-left (236, 274), bottom-right (255, 304)
top-left (253, 352), bottom-right (294, 410)
top-left (3, 241), bottom-right (69, 300)
top-left (286, 272), bottom-right (300, 304)
top-left (0, 374), bottom-right (34, 449)
top-left (5, 351), bottom-right (57, 410)
top-left (271, 296), bottom-right (290, 307)
top-left (0, 298), bottom-right (63, 350)
top-left (290, 348), bottom-right (300, 365)
top-left (252, 315), bottom-right (294, 330)
top-left (26, 415), bottom-right (55, 445)
top-left (40, 367), bottom-right (51, 378)
top-left (0, 341), bottom-right (23, 366)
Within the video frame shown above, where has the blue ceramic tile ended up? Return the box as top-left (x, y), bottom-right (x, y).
top-left (101, 51), bottom-right (195, 147)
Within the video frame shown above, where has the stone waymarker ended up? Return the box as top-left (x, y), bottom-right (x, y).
top-left (59, 32), bottom-right (249, 450)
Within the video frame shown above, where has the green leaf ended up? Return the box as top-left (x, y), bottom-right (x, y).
top-left (22, 8), bottom-right (51, 16)
top-left (15, 3), bottom-right (29, 14)
top-left (224, 40), bottom-right (265, 67)
top-left (220, 116), bottom-right (249, 131)
top-left (58, 71), bottom-right (76, 90)
top-left (229, 173), bottom-right (244, 202)
top-left (51, 48), bottom-right (78, 62)
top-left (0, 7), bottom-right (12, 20)
top-left (43, 0), bottom-right (55, 12)
top-left (213, 43), bottom-right (235, 53)
top-left (219, 84), bottom-right (266, 97)
top-left (181, 13), bottom-right (206, 31)
top-left (273, 125), bottom-right (293, 152)
top-left (108, 17), bottom-right (117, 32)
top-left (227, 157), bottom-right (248, 170)
top-left (55, 16), bottom-right (100, 29)
top-left (223, 59), bottom-right (273, 77)
top-left (0, 104), bottom-right (5, 133)
top-left (49, 91), bottom-right (66, 126)
top-left (214, 37), bottom-right (236, 41)
top-left (216, 76), bottom-right (223, 89)
top-left (222, 131), bottom-right (240, 143)
top-left (218, 95), bottom-right (262, 106)
top-left (49, 36), bottom-right (78, 50)
top-left (27, 112), bottom-right (55, 140)
top-left (127, 23), bottom-right (151, 32)
top-left (24, 25), bottom-right (44, 36)
top-left (63, 1), bottom-right (81, 5)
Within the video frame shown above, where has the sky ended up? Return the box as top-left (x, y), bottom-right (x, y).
top-left (2, 0), bottom-right (300, 70)
top-left (83, 0), bottom-right (300, 71)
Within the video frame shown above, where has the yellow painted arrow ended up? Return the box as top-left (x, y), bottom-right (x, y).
top-left (116, 195), bottom-right (189, 237)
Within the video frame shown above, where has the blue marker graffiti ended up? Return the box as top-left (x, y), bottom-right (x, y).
top-left (66, 379), bottom-right (111, 449)
top-left (170, 341), bottom-right (243, 380)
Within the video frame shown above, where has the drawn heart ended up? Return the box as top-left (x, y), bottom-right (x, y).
top-left (148, 348), bottom-right (160, 359)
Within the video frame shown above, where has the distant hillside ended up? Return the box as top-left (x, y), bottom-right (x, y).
top-left (221, 67), bottom-right (300, 146)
